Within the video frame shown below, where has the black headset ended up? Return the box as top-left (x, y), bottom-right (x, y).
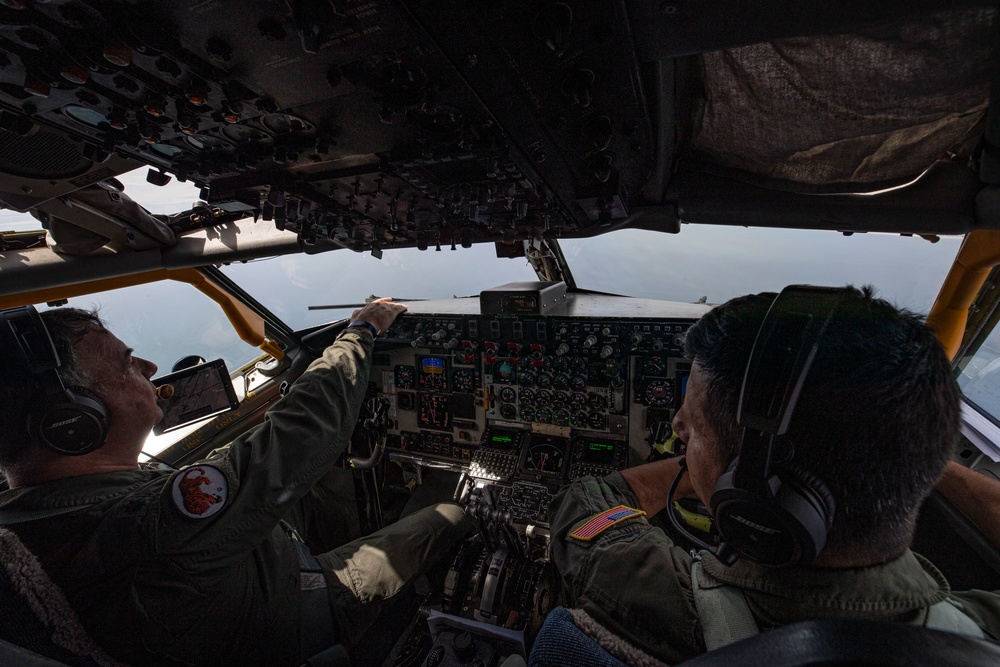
top-left (669, 285), bottom-right (845, 567)
top-left (1, 305), bottom-right (109, 455)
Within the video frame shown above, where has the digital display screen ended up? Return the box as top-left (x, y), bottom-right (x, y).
top-left (523, 434), bottom-right (567, 476)
top-left (152, 359), bottom-right (239, 435)
top-left (418, 356), bottom-right (448, 391)
top-left (481, 427), bottom-right (523, 450)
top-left (501, 294), bottom-right (538, 312)
top-left (582, 440), bottom-right (616, 465)
top-left (421, 356), bottom-right (445, 374)
top-left (418, 393), bottom-right (451, 430)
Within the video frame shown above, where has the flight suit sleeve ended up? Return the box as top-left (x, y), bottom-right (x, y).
top-left (949, 590), bottom-right (1000, 640)
top-left (156, 329), bottom-right (374, 558)
top-left (549, 472), bottom-right (704, 664)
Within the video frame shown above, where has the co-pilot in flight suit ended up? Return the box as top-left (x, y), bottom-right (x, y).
top-left (549, 473), bottom-right (1000, 666)
top-left (0, 328), bottom-right (473, 666)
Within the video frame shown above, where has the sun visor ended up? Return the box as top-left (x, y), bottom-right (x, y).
top-left (686, 7), bottom-right (996, 193)
top-left (30, 181), bottom-right (176, 256)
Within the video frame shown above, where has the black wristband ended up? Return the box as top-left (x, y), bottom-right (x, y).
top-left (347, 321), bottom-right (378, 338)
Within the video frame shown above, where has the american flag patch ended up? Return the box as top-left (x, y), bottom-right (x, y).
top-left (569, 505), bottom-right (646, 541)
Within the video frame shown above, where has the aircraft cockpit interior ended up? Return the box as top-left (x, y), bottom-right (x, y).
top-left (3, 1), bottom-right (1000, 666)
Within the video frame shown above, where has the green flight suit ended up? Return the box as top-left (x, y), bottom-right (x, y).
top-left (550, 472), bottom-right (1000, 665)
top-left (0, 329), bottom-right (472, 666)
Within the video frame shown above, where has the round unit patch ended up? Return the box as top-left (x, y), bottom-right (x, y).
top-left (171, 465), bottom-right (229, 519)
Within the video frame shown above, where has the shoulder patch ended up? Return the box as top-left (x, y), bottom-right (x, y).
top-left (171, 465), bottom-right (229, 519)
top-left (570, 505), bottom-right (646, 541)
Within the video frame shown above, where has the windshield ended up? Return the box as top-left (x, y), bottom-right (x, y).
top-left (560, 226), bottom-right (960, 313)
top-left (220, 246), bottom-right (540, 331)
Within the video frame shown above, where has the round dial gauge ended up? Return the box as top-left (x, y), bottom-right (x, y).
top-left (551, 408), bottom-right (570, 427)
top-left (535, 390), bottom-right (553, 407)
top-left (552, 391), bottom-right (570, 408)
top-left (519, 388), bottom-right (536, 405)
top-left (500, 404), bottom-right (518, 420)
top-left (519, 370), bottom-right (536, 388)
top-left (570, 374), bottom-right (587, 391)
top-left (552, 356), bottom-right (571, 373)
top-left (499, 386), bottom-right (517, 403)
top-left (535, 372), bottom-right (553, 389)
top-left (396, 365), bottom-right (416, 389)
top-left (570, 392), bottom-right (588, 410)
top-left (588, 393), bottom-right (607, 411)
top-left (520, 406), bottom-right (536, 421)
top-left (451, 369), bottom-right (474, 393)
top-left (493, 360), bottom-right (516, 383)
top-left (643, 380), bottom-right (674, 407)
top-left (534, 407), bottom-right (552, 424)
top-left (552, 373), bottom-right (570, 390)
top-left (571, 410), bottom-right (589, 428)
top-left (643, 356), bottom-right (667, 376)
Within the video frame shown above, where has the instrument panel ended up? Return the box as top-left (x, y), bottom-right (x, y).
top-left (370, 293), bottom-right (706, 525)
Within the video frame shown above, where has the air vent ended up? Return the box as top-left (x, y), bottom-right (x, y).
top-left (0, 129), bottom-right (91, 179)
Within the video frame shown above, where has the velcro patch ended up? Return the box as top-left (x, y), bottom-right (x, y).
top-left (570, 505), bottom-right (645, 541)
top-left (171, 465), bottom-right (228, 519)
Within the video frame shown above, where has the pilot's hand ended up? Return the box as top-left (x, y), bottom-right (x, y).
top-left (351, 297), bottom-right (407, 334)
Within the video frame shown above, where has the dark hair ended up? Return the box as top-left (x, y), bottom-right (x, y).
top-left (684, 286), bottom-right (960, 562)
top-left (0, 307), bottom-right (103, 468)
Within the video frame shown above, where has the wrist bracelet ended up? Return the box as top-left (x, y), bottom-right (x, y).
top-left (347, 321), bottom-right (378, 338)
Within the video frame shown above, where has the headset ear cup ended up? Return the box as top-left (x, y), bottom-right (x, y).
top-left (34, 386), bottom-right (109, 456)
top-left (779, 464), bottom-right (836, 534)
top-left (709, 456), bottom-right (835, 567)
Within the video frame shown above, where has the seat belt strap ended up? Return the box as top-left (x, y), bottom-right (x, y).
top-left (280, 521), bottom-right (339, 662)
top-left (690, 553), bottom-right (759, 651)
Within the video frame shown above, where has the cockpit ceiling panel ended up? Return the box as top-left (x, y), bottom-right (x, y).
top-left (685, 8), bottom-right (996, 193)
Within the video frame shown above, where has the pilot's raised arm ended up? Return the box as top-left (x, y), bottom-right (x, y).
top-left (0, 299), bottom-right (473, 667)
top-left (544, 287), bottom-right (1000, 665)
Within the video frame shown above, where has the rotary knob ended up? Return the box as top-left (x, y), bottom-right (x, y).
top-left (411, 335), bottom-right (427, 348)
top-left (583, 335), bottom-right (597, 348)
top-left (599, 345), bottom-right (614, 359)
top-left (555, 342), bottom-right (570, 356)
top-left (431, 329), bottom-right (447, 341)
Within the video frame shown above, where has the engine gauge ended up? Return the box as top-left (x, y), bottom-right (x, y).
top-left (499, 403), bottom-right (518, 420)
top-left (499, 386), bottom-right (517, 403)
top-left (571, 410), bottom-right (589, 427)
top-left (520, 406), bottom-right (536, 421)
top-left (535, 371), bottom-right (553, 389)
top-left (570, 392), bottom-right (588, 410)
top-left (534, 407), bottom-right (552, 424)
top-left (552, 391), bottom-right (570, 408)
top-left (535, 389), bottom-right (553, 406)
top-left (552, 373), bottom-right (570, 390)
top-left (569, 374), bottom-right (587, 391)
top-left (519, 370), bottom-right (536, 388)
top-left (551, 408), bottom-right (570, 427)
top-left (493, 360), bottom-right (516, 383)
top-left (519, 388), bottom-right (536, 405)
top-left (552, 355), bottom-right (571, 373)
top-left (588, 392), bottom-right (607, 411)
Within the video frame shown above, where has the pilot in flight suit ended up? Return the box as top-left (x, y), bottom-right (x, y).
top-left (546, 288), bottom-right (1000, 666)
top-left (0, 320), bottom-right (473, 666)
